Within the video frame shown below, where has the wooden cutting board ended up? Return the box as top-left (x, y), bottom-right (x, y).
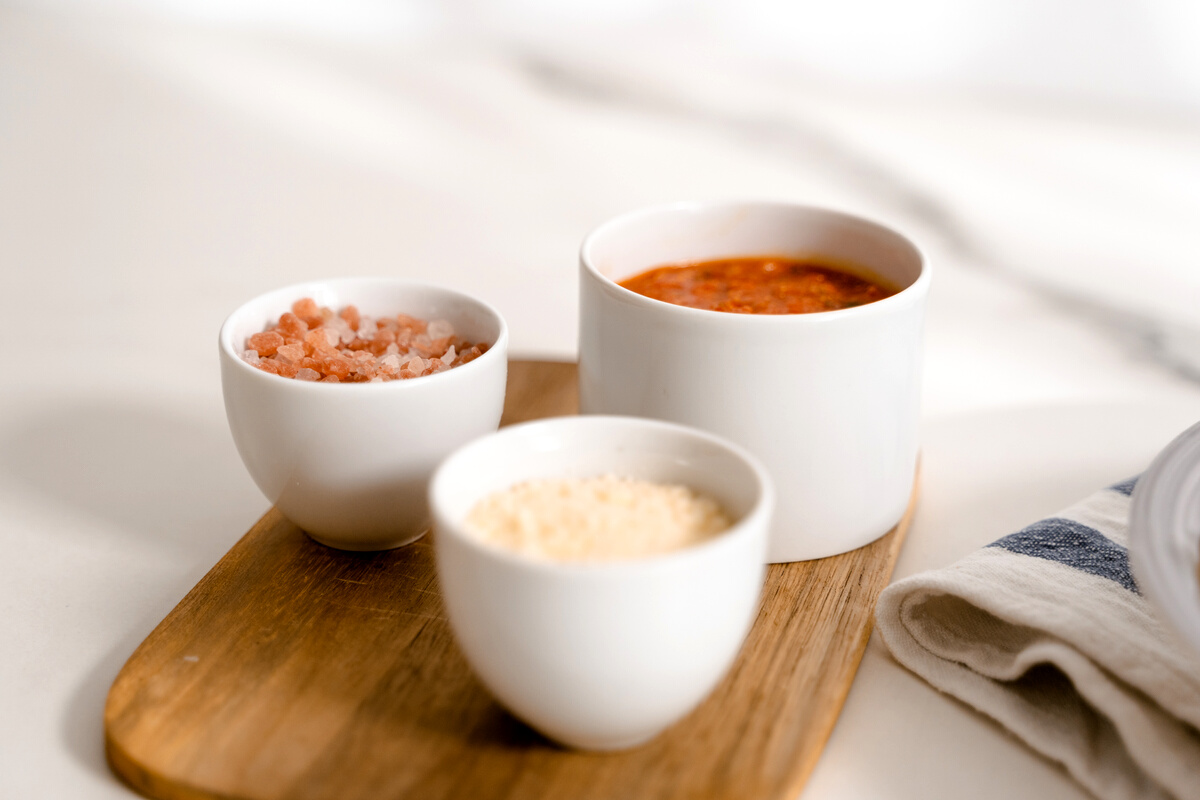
top-left (105, 360), bottom-right (915, 800)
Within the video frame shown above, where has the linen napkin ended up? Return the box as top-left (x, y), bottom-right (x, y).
top-left (875, 478), bottom-right (1200, 800)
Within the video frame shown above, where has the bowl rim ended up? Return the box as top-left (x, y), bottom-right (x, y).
top-left (429, 414), bottom-right (775, 575)
top-left (1129, 419), bottom-right (1200, 656)
top-left (579, 199), bottom-right (931, 326)
top-left (218, 277), bottom-right (509, 392)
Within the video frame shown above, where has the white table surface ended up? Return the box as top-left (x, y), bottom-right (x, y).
top-left (3, 6), bottom-right (1200, 798)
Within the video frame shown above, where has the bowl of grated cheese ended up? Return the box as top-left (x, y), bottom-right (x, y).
top-left (429, 415), bottom-right (773, 751)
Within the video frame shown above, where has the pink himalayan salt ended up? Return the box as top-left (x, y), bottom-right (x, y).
top-left (247, 330), bottom-right (283, 356)
top-left (242, 298), bottom-right (489, 383)
top-left (275, 343), bottom-right (305, 365)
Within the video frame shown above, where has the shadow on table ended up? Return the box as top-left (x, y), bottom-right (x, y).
top-left (0, 399), bottom-right (266, 786)
top-left (63, 616), bottom-right (187, 790)
top-left (0, 399), bottom-right (262, 554)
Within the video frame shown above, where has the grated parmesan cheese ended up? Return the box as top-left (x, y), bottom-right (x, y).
top-left (464, 475), bottom-right (731, 562)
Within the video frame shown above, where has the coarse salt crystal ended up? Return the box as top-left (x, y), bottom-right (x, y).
top-left (275, 343), bottom-right (305, 364)
top-left (292, 297), bottom-right (321, 322)
top-left (295, 368), bottom-right (321, 381)
top-left (242, 350), bottom-right (261, 366)
top-left (396, 314), bottom-right (427, 334)
top-left (427, 319), bottom-right (454, 339)
top-left (401, 357), bottom-right (426, 378)
top-left (278, 312), bottom-right (307, 338)
top-left (304, 328), bottom-right (336, 353)
top-left (338, 305), bottom-right (361, 330)
top-left (323, 315), bottom-right (354, 345)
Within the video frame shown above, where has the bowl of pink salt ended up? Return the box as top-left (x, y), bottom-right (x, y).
top-left (219, 278), bottom-right (508, 551)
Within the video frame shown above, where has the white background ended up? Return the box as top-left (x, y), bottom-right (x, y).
top-left (2, 1), bottom-right (1199, 798)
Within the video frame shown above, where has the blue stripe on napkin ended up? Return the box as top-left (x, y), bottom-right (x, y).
top-left (988, 518), bottom-right (1139, 594)
top-left (1109, 476), bottom-right (1138, 497)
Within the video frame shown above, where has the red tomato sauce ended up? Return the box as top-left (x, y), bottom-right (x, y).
top-left (618, 256), bottom-right (896, 315)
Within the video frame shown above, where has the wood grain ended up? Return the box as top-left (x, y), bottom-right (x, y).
top-left (105, 360), bottom-right (915, 800)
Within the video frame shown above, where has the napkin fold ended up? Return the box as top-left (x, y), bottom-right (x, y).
top-left (876, 478), bottom-right (1200, 800)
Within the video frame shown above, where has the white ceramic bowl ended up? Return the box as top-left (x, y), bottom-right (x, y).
top-left (219, 278), bottom-right (508, 551)
top-left (579, 201), bottom-right (929, 562)
top-left (430, 415), bottom-right (773, 750)
top-left (1129, 420), bottom-right (1200, 656)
